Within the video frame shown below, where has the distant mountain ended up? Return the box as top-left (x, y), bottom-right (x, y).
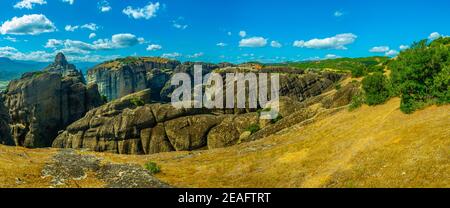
top-left (0, 58), bottom-right (48, 81)
top-left (0, 57), bottom-right (98, 81)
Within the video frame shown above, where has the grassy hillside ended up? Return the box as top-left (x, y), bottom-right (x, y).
top-left (277, 56), bottom-right (388, 77)
top-left (2, 98), bottom-right (447, 188)
top-left (139, 98), bottom-right (449, 188)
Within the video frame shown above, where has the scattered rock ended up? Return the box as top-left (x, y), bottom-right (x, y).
top-left (42, 149), bottom-right (170, 188)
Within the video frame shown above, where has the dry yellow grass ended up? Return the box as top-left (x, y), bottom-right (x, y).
top-left (93, 98), bottom-right (450, 188)
top-left (0, 146), bottom-right (56, 188)
top-left (0, 98), bottom-right (449, 188)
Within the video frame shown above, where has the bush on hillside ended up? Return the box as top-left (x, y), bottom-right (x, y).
top-left (144, 162), bottom-right (161, 174)
top-left (362, 73), bottom-right (391, 106)
top-left (389, 38), bottom-right (450, 113)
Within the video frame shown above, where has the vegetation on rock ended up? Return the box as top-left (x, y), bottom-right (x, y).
top-left (245, 124), bottom-right (261, 134)
top-left (130, 97), bottom-right (145, 107)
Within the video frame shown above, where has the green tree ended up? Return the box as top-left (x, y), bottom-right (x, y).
top-left (389, 37), bottom-right (450, 113)
top-left (362, 73), bottom-right (391, 106)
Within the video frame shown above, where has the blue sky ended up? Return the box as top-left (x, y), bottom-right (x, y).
top-left (0, 0), bottom-right (449, 63)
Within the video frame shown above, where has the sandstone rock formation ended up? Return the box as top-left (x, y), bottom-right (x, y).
top-left (53, 83), bottom-right (356, 155)
top-left (0, 95), bottom-right (13, 145)
top-left (3, 54), bottom-right (103, 147)
top-left (54, 62), bottom-right (351, 155)
top-left (86, 57), bottom-right (236, 102)
top-left (87, 57), bottom-right (181, 101)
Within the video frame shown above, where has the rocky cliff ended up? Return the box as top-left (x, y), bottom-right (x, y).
top-left (53, 69), bottom-right (356, 155)
top-left (53, 89), bottom-right (263, 154)
top-left (0, 95), bottom-right (13, 145)
top-left (87, 58), bottom-right (232, 102)
top-left (3, 53), bottom-right (104, 147)
top-left (87, 57), bottom-right (181, 101)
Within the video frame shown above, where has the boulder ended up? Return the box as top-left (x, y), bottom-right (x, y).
top-left (165, 115), bottom-right (223, 151)
top-left (207, 113), bottom-right (259, 149)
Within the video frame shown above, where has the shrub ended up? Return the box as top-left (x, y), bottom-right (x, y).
top-left (362, 73), bottom-right (391, 106)
top-left (130, 97), bottom-right (145, 107)
top-left (101, 95), bottom-right (108, 103)
top-left (389, 37), bottom-right (450, 113)
top-left (351, 67), bottom-right (365, 78)
top-left (271, 115), bottom-right (283, 124)
top-left (367, 64), bottom-right (385, 73)
top-left (245, 124), bottom-right (261, 134)
top-left (335, 83), bottom-right (342, 90)
top-left (144, 162), bottom-right (161, 174)
top-left (349, 94), bottom-right (364, 111)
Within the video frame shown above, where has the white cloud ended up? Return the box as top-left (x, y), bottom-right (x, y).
top-left (303, 54), bottom-right (341, 61)
top-left (0, 46), bottom-right (18, 54)
top-left (0, 46), bottom-right (118, 62)
top-left (428, 32), bottom-right (442, 40)
top-left (239, 31), bottom-right (247, 38)
top-left (45, 39), bottom-right (63, 48)
top-left (293, 33), bottom-right (357, 50)
top-left (369, 46), bottom-right (390, 53)
top-left (271, 40), bottom-right (282, 48)
top-left (4, 36), bottom-right (18, 42)
top-left (89, 33), bottom-right (96, 39)
top-left (334, 11), bottom-right (344, 17)
top-left (123, 2), bottom-right (160, 20)
top-left (81, 23), bottom-right (98, 31)
top-left (44, 33), bottom-right (145, 52)
top-left (14, 0), bottom-right (47, 9)
top-left (105, 33), bottom-right (144, 49)
top-left (227, 32), bottom-right (232, 36)
top-left (146, 44), bottom-right (162, 51)
top-left (65, 25), bottom-right (79, 32)
top-left (239, 37), bottom-right (268, 47)
top-left (65, 23), bottom-right (98, 32)
top-left (0, 14), bottom-right (56, 35)
top-left (216, 42), bottom-right (227, 47)
top-left (98, 0), bottom-right (111, 12)
top-left (187, 52), bottom-right (204, 58)
top-left (162, 52), bottom-right (182, 59)
top-left (62, 0), bottom-right (74, 5)
top-left (172, 17), bottom-right (188, 30)
top-left (173, 23), bottom-right (188, 30)
top-left (303, 56), bottom-right (321, 61)
top-left (399, 45), bottom-right (410, 50)
top-left (325, 54), bottom-right (340, 59)
top-left (385, 50), bottom-right (399, 57)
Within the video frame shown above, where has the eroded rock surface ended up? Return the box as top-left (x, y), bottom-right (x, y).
top-left (0, 95), bottom-right (13, 145)
top-left (55, 62), bottom-right (353, 155)
top-left (42, 149), bottom-right (170, 188)
top-left (3, 53), bottom-right (103, 147)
